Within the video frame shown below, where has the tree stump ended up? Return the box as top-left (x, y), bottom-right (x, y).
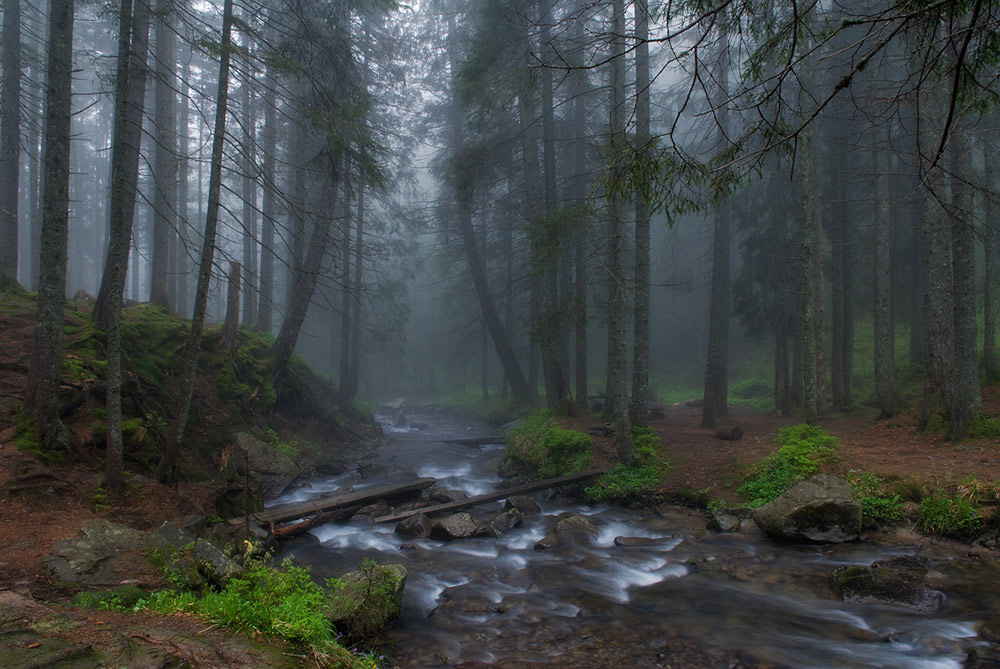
top-left (716, 426), bottom-right (743, 440)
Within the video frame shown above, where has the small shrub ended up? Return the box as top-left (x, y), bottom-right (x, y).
top-left (846, 471), bottom-right (905, 527)
top-left (957, 474), bottom-right (1000, 503)
top-left (506, 412), bottom-right (591, 479)
top-left (917, 491), bottom-right (984, 539)
top-left (73, 585), bottom-right (146, 611)
top-left (967, 414), bottom-right (1000, 439)
top-left (585, 426), bottom-right (669, 503)
top-left (326, 559), bottom-right (404, 640)
top-left (738, 424), bottom-right (838, 508)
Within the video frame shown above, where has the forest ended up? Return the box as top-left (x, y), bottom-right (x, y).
top-left (3, 0), bottom-right (1000, 666)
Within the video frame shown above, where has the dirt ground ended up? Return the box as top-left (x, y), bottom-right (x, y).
top-left (581, 385), bottom-right (1000, 506)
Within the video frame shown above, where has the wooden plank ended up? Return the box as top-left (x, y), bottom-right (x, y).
top-left (444, 436), bottom-right (505, 447)
top-left (230, 477), bottom-right (436, 528)
top-left (373, 468), bottom-right (606, 524)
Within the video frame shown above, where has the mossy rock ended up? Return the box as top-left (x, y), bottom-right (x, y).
top-left (327, 563), bottom-right (407, 640)
top-left (829, 556), bottom-right (943, 613)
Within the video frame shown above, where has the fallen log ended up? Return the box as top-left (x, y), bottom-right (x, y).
top-left (374, 468), bottom-right (606, 524)
top-left (716, 426), bottom-right (744, 441)
top-left (230, 477), bottom-right (436, 529)
top-left (444, 436), bottom-right (505, 447)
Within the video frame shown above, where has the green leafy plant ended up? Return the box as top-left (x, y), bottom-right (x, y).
top-left (846, 471), bottom-right (905, 527)
top-left (326, 559), bottom-right (403, 640)
top-left (585, 426), bottom-right (669, 503)
top-left (917, 491), bottom-right (984, 539)
top-left (506, 411), bottom-right (591, 479)
top-left (73, 585), bottom-right (146, 611)
top-left (266, 428), bottom-right (299, 459)
top-left (967, 414), bottom-right (1000, 439)
top-left (738, 424), bottom-right (838, 507)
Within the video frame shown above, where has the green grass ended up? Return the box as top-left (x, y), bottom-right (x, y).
top-left (506, 411), bottom-right (591, 479)
top-left (141, 558), bottom-right (370, 667)
top-left (585, 425), bottom-right (670, 503)
top-left (738, 424), bottom-right (839, 507)
top-left (917, 491), bottom-right (984, 539)
top-left (846, 471), bottom-right (905, 527)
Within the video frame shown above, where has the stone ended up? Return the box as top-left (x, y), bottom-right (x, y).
top-left (395, 513), bottom-right (433, 538)
top-left (180, 514), bottom-right (206, 535)
top-left (394, 412), bottom-right (407, 427)
top-left (429, 513), bottom-right (477, 541)
top-left (555, 513), bottom-right (598, 538)
top-left (190, 539), bottom-right (240, 588)
top-left (752, 474), bottom-right (861, 543)
top-left (328, 563), bottom-right (407, 639)
top-left (149, 521), bottom-right (196, 551)
top-left (207, 523), bottom-right (232, 553)
top-left (504, 495), bottom-right (541, 514)
top-left (707, 513), bottom-right (742, 533)
top-left (614, 536), bottom-right (660, 547)
top-left (829, 556), bottom-right (943, 613)
top-left (429, 487), bottom-right (462, 504)
top-left (490, 508), bottom-right (522, 535)
top-left (42, 520), bottom-right (143, 585)
top-left (356, 501), bottom-right (392, 520)
top-left (233, 432), bottom-right (302, 498)
top-left (533, 532), bottom-right (559, 550)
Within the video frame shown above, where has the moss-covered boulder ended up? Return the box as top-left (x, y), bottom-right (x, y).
top-left (829, 556), bottom-right (943, 613)
top-left (42, 520), bottom-right (143, 585)
top-left (327, 562), bottom-right (407, 640)
top-left (753, 475), bottom-right (861, 543)
top-left (233, 432), bottom-right (302, 498)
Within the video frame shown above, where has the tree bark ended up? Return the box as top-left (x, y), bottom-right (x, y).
top-left (149, 0), bottom-right (176, 308)
top-left (874, 136), bottom-right (895, 418)
top-left (0, 0), bottom-right (21, 284)
top-left (175, 58), bottom-right (190, 318)
top-left (984, 111), bottom-right (998, 381)
top-left (799, 135), bottom-right (818, 425)
top-left (631, 0), bottom-right (652, 426)
top-left (222, 262), bottom-right (241, 351)
top-left (26, 0), bottom-right (75, 453)
top-left (240, 69), bottom-right (257, 326)
top-left (345, 178), bottom-right (364, 399)
top-left (607, 0), bottom-right (634, 461)
top-left (948, 126), bottom-right (981, 439)
top-left (338, 160), bottom-right (352, 392)
top-left (93, 0), bottom-right (152, 327)
top-left (156, 0), bottom-right (234, 482)
top-left (256, 66), bottom-right (276, 333)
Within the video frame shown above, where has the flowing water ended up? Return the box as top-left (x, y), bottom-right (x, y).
top-left (273, 412), bottom-right (1000, 668)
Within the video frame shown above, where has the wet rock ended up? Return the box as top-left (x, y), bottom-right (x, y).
top-left (707, 513), bottom-right (742, 533)
top-left (430, 513), bottom-right (477, 540)
top-left (410, 422), bottom-right (430, 430)
top-left (43, 520), bottom-right (143, 585)
top-left (356, 501), bottom-right (392, 520)
top-left (379, 397), bottom-right (406, 413)
top-left (394, 412), bottom-right (407, 427)
top-left (614, 536), bottom-right (659, 547)
top-left (398, 542), bottom-right (420, 551)
top-left (476, 458), bottom-right (502, 478)
top-left (395, 513), bottom-right (432, 538)
top-left (190, 539), bottom-right (241, 588)
top-left (534, 532), bottom-right (559, 550)
top-left (504, 495), bottom-right (541, 514)
top-left (555, 513), bottom-right (598, 538)
top-left (753, 474), bottom-right (861, 543)
top-left (429, 487), bottom-right (465, 504)
top-left (328, 563), bottom-right (407, 639)
top-left (233, 432), bottom-right (301, 498)
top-left (207, 523), bottom-right (231, 553)
top-left (358, 463), bottom-right (389, 479)
top-left (496, 419), bottom-right (523, 435)
top-left (829, 556), bottom-right (943, 613)
top-left (478, 509), bottom-right (522, 538)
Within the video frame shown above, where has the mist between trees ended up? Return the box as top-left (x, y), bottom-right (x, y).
top-left (2, 0), bottom-right (998, 480)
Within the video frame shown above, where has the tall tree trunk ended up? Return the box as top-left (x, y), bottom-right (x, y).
top-left (149, 0), bottom-right (175, 308)
top-left (26, 0), bottom-right (75, 453)
top-left (918, 171), bottom-right (953, 431)
top-left (984, 113), bottom-right (998, 381)
top-left (572, 3), bottom-right (589, 414)
top-left (948, 125), bottom-right (981, 439)
top-left (156, 0), bottom-right (234, 482)
top-left (93, 0), bottom-right (152, 327)
top-left (874, 135), bottom-right (895, 418)
top-left (701, 36), bottom-right (730, 429)
top-left (518, 8), bottom-right (567, 412)
top-left (240, 70), bottom-right (257, 325)
top-left (799, 137), bottom-right (819, 425)
top-left (256, 67), bottom-right (276, 332)
top-left (338, 162), bottom-right (352, 392)
top-left (271, 171), bottom-right (341, 384)
top-left (0, 0), bottom-right (21, 284)
top-left (607, 0), bottom-right (634, 460)
top-left (26, 65), bottom-right (41, 289)
top-left (446, 17), bottom-right (530, 400)
top-left (631, 0), bottom-right (652, 425)
top-left (103, 0), bottom-right (154, 493)
top-left (345, 178), bottom-right (364, 399)
top-left (175, 59), bottom-right (190, 318)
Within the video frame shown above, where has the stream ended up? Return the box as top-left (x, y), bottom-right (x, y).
top-left (272, 411), bottom-right (1000, 668)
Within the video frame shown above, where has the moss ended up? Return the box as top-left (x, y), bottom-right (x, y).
top-left (505, 412), bottom-right (591, 479)
top-left (13, 407), bottom-right (66, 465)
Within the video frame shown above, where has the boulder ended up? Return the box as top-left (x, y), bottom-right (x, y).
top-left (234, 432), bottom-right (302, 498)
top-left (149, 521), bottom-right (196, 551)
top-left (555, 513), bottom-right (598, 539)
top-left (533, 532), bottom-right (559, 550)
top-left (752, 475), bottom-right (861, 543)
top-left (476, 508), bottom-right (523, 538)
top-left (504, 495), bottom-right (541, 514)
top-left (395, 513), bottom-right (433, 538)
top-left (328, 563), bottom-right (407, 639)
top-left (429, 487), bottom-right (465, 505)
top-left (355, 501), bottom-right (392, 520)
top-left (707, 507), bottom-right (754, 533)
top-left (43, 520), bottom-right (143, 585)
top-left (429, 513), bottom-right (478, 541)
top-left (829, 556), bottom-right (943, 613)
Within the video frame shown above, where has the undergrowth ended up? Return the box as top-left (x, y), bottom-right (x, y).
top-left (739, 424), bottom-right (838, 508)
top-left (506, 411), bottom-right (591, 479)
top-left (917, 491), bottom-right (984, 539)
top-left (846, 471), bottom-right (905, 527)
top-left (585, 426), bottom-right (669, 503)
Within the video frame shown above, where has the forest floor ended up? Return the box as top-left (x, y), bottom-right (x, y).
top-left (580, 386), bottom-right (1000, 508)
